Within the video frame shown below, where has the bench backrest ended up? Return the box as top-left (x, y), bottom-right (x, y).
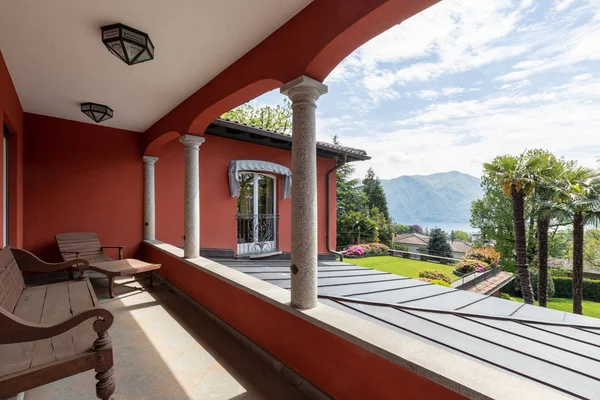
top-left (55, 232), bottom-right (113, 264)
top-left (0, 247), bottom-right (24, 313)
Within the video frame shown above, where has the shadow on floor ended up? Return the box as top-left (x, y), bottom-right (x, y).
top-left (24, 276), bottom-right (309, 400)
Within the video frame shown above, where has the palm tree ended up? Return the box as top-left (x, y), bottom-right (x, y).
top-left (555, 167), bottom-right (600, 314)
top-left (484, 151), bottom-right (550, 304)
top-left (531, 152), bottom-right (570, 307)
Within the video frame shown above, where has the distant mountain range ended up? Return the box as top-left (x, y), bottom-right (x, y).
top-left (381, 171), bottom-right (482, 224)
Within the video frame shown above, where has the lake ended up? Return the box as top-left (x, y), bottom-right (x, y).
top-left (403, 221), bottom-right (476, 234)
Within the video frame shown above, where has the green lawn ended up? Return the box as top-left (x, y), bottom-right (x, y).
top-left (510, 296), bottom-right (600, 319)
top-left (346, 256), bottom-right (459, 279)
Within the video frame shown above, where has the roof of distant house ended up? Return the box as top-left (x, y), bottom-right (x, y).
top-left (205, 118), bottom-right (370, 162)
top-left (395, 233), bottom-right (429, 245)
top-left (395, 233), bottom-right (472, 253)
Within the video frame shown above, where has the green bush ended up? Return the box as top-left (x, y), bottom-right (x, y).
top-left (418, 270), bottom-right (452, 284)
top-left (549, 267), bottom-right (570, 277)
top-left (508, 269), bottom-right (555, 299)
top-left (552, 276), bottom-right (600, 302)
top-left (499, 292), bottom-right (512, 300)
top-left (393, 244), bottom-right (408, 252)
top-left (429, 279), bottom-right (452, 288)
top-left (553, 276), bottom-right (572, 298)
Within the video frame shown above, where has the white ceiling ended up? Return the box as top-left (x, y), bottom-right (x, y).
top-left (0, 0), bottom-right (311, 132)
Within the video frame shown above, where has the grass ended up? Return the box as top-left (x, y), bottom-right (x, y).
top-left (509, 296), bottom-right (600, 319)
top-left (346, 255), bottom-right (459, 279)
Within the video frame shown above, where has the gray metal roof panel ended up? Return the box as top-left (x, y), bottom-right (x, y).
top-left (214, 257), bottom-right (600, 399)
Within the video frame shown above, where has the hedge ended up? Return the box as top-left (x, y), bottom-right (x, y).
top-left (505, 269), bottom-right (555, 299)
top-left (553, 276), bottom-right (600, 302)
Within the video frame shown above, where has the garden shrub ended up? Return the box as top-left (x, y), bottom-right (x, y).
top-left (552, 276), bottom-right (600, 302)
top-left (418, 270), bottom-right (452, 284)
top-left (509, 269), bottom-right (555, 299)
top-left (344, 243), bottom-right (390, 258)
top-left (418, 278), bottom-right (451, 287)
top-left (344, 245), bottom-right (365, 257)
top-left (465, 248), bottom-right (501, 266)
top-left (499, 292), bottom-right (512, 300)
top-left (454, 258), bottom-right (489, 275)
top-left (394, 244), bottom-right (408, 252)
top-left (549, 267), bottom-right (571, 277)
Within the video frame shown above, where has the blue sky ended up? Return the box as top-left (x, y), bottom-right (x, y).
top-left (252, 0), bottom-right (600, 179)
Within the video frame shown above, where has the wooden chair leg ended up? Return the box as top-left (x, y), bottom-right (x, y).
top-left (149, 272), bottom-right (154, 289)
top-left (94, 332), bottom-right (115, 400)
top-left (108, 276), bottom-right (115, 299)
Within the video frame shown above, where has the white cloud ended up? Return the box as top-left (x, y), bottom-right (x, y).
top-left (346, 75), bottom-right (600, 179)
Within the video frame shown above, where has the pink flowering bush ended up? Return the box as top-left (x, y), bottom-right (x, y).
top-left (454, 258), bottom-right (489, 275)
top-left (345, 245), bottom-right (365, 257)
top-left (344, 243), bottom-right (389, 258)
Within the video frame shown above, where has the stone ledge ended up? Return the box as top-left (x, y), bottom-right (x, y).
top-left (144, 240), bottom-right (567, 400)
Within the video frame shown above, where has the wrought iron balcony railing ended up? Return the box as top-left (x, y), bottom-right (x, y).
top-left (236, 214), bottom-right (279, 255)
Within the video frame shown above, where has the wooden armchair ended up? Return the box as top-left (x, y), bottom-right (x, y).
top-left (0, 247), bottom-right (115, 400)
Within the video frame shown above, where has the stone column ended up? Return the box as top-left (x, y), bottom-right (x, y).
top-left (179, 134), bottom-right (205, 259)
top-left (281, 76), bottom-right (328, 309)
top-left (143, 155), bottom-right (158, 240)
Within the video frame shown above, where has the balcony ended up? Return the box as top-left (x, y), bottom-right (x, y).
top-left (20, 275), bottom-right (311, 400)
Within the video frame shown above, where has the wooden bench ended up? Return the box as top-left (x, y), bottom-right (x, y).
top-left (0, 247), bottom-right (115, 400)
top-left (56, 232), bottom-right (161, 298)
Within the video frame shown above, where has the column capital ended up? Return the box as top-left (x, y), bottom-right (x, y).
top-left (179, 134), bottom-right (205, 149)
top-left (143, 155), bottom-right (158, 165)
top-left (281, 75), bottom-right (328, 102)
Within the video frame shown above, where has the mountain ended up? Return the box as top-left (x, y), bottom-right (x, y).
top-left (381, 171), bottom-right (482, 224)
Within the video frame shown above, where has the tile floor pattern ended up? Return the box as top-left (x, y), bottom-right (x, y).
top-left (23, 277), bottom-right (310, 400)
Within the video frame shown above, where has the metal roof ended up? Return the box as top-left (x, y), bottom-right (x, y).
top-left (215, 258), bottom-right (600, 399)
top-left (204, 118), bottom-right (370, 162)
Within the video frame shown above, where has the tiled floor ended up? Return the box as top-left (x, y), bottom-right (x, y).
top-left (24, 277), bottom-right (311, 400)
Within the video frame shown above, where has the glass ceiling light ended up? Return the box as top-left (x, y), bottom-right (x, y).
top-left (81, 103), bottom-right (113, 123)
top-left (101, 23), bottom-right (154, 65)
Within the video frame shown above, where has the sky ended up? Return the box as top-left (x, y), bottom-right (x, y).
top-left (251, 0), bottom-right (600, 180)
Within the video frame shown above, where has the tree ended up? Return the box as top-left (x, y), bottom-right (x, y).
top-left (409, 224), bottom-right (423, 234)
top-left (583, 229), bottom-right (600, 268)
top-left (555, 166), bottom-right (600, 314)
top-left (427, 228), bottom-right (453, 257)
top-left (530, 150), bottom-right (568, 307)
top-left (333, 136), bottom-right (369, 247)
top-left (394, 223), bottom-right (410, 234)
top-left (483, 151), bottom-right (551, 304)
top-left (337, 211), bottom-right (378, 245)
top-left (362, 168), bottom-right (390, 221)
top-left (371, 207), bottom-right (394, 246)
top-left (221, 99), bottom-right (292, 133)
top-left (471, 172), bottom-right (519, 271)
top-left (452, 230), bottom-right (470, 242)
top-left (549, 229), bottom-right (571, 258)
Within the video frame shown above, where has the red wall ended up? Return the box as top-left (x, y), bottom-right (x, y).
top-left (0, 50), bottom-right (24, 248)
top-left (23, 114), bottom-right (144, 261)
top-left (155, 135), bottom-right (337, 254)
top-left (145, 244), bottom-right (466, 400)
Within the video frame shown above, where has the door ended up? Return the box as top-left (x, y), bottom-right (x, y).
top-left (236, 173), bottom-right (277, 255)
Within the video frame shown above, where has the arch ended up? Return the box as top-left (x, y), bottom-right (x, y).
top-left (145, 130), bottom-right (181, 157)
top-left (188, 79), bottom-right (282, 135)
top-left (142, 0), bottom-right (440, 154)
top-left (306, 0), bottom-right (441, 81)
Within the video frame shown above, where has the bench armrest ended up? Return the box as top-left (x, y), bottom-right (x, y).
top-left (11, 248), bottom-right (89, 273)
top-left (0, 306), bottom-right (114, 344)
top-left (101, 246), bottom-right (126, 260)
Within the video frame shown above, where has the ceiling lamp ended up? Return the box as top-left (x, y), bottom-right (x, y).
top-left (81, 103), bottom-right (113, 123)
top-left (101, 23), bottom-right (154, 65)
